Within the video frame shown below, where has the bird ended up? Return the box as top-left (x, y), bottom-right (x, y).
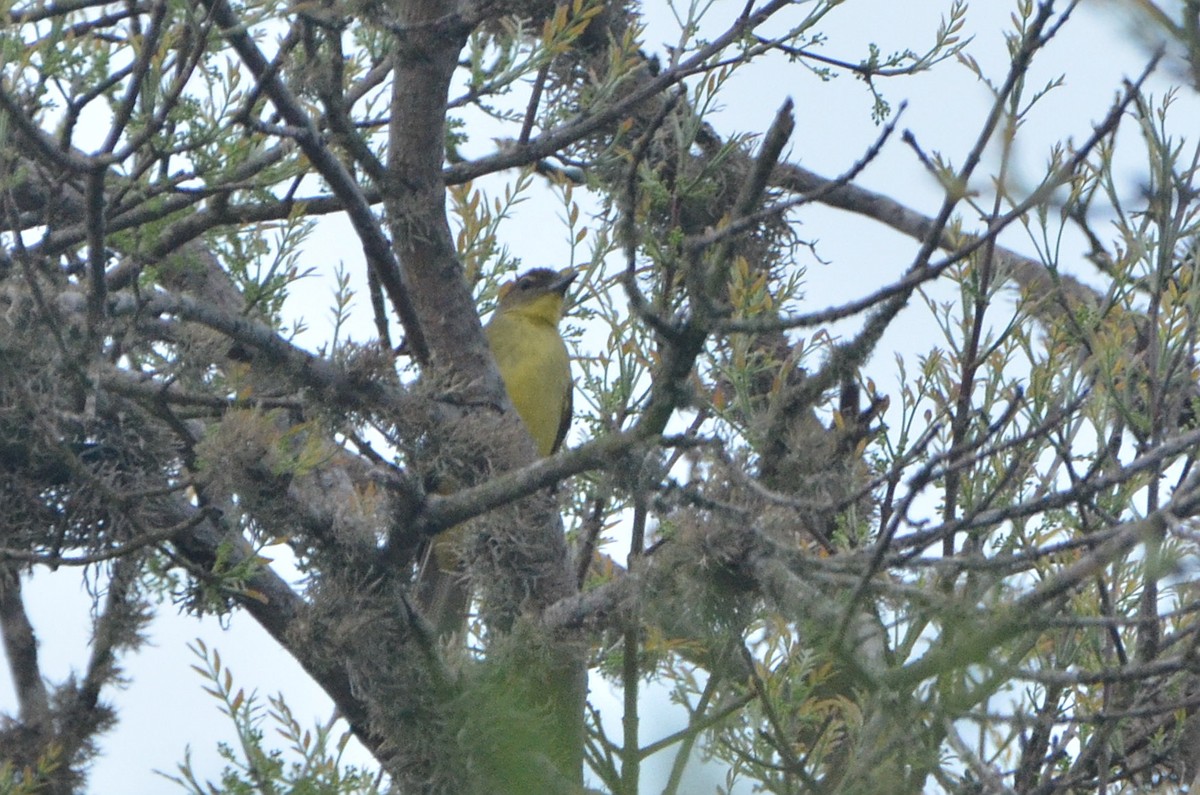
top-left (484, 267), bottom-right (576, 456)
top-left (419, 267), bottom-right (576, 636)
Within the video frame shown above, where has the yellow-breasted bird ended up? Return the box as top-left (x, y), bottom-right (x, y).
top-left (419, 267), bottom-right (576, 635)
top-left (484, 267), bottom-right (576, 457)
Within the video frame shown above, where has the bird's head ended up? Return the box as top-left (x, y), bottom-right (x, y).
top-left (495, 268), bottom-right (577, 325)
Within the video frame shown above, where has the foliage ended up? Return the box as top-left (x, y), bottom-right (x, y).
top-left (2, 0), bottom-right (1200, 793)
top-left (162, 641), bottom-right (381, 795)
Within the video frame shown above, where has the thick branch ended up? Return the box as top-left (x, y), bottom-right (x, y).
top-left (166, 498), bottom-right (389, 759)
top-left (0, 566), bottom-right (51, 727)
top-left (199, 0), bottom-right (430, 362)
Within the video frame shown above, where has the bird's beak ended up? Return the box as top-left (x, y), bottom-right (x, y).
top-left (550, 269), bottom-right (578, 294)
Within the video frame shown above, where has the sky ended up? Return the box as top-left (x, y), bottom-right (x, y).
top-left (1, 1), bottom-right (1194, 793)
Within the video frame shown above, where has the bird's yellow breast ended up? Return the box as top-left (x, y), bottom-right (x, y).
top-left (485, 302), bottom-right (571, 457)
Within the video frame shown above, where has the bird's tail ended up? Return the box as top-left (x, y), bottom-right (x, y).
top-left (415, 537), bottom-right (471, 638)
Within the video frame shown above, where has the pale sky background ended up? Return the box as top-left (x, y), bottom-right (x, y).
top-left (2, 1), bottom-right (1195, 793)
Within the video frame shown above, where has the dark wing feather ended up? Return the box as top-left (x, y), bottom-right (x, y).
top-left (552, 383), bottom-right (572, 454)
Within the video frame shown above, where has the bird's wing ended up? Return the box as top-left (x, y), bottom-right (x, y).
top-left (552, 382), bottom-right (572, 454)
